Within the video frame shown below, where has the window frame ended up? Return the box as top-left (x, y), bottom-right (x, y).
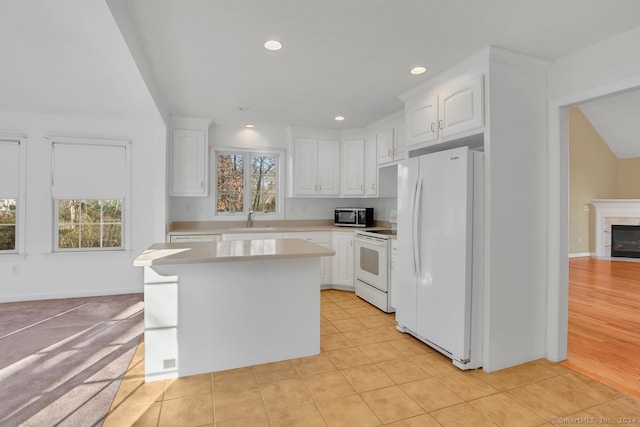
top-left (50, 136), bottom-right (131, 252)
top-left (0, 134), bottom-right (26, 255)
top-left (213, 148), bottom-right (284, 220)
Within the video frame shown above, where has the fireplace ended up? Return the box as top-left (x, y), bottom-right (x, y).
top-left (591, 199), bottom-right (640, 258)
top-left (611, 225), bottom-right (640, 258)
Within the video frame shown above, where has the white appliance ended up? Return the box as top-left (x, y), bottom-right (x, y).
top-left (396, 146), bottom-right (484, 370)
top-left (354, 229), bottom-right (395, 313)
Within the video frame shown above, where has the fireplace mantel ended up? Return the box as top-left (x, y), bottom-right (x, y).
top-left (591, 199), bottom-right (640, 257)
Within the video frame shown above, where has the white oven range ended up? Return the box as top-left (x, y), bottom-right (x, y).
top-left (353, 229), bottom-right (395, 313)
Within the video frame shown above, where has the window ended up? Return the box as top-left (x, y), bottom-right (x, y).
top-left (51, 137), bottom-right (130, 251)
top-left (56, 200), bottom-right (123, 249)
top-left (0, 199), bottom-right (17, 252)
top-left (215, 150), bottom-right (281, 216)
top-left (0, 137), bottom-right (24, 253)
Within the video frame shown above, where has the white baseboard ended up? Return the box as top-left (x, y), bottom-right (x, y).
top-left (321, 284), bottom-right (355, 292)
top-left (568, 252), bottom-right (593, 258)
top-left (0, 287), bottom-right (143, 303)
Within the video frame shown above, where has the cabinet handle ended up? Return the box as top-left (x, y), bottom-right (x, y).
top-left (388, 149), bottom-right (392, 158)
top-left (360, 184), bottom-right (364, 191)
top-left (314, 184), bottom-right (318, 192)
top-left (430, 122), bottom-right (436, 132)
top-left (439, 119), bottom-right (444, 130)
top-left (393, 148), bottom-right (397, 156)
top-left (200, 181), bottom-right (204, 189)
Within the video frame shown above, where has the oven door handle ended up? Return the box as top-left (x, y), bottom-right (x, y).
top-left (412, 178), bottom-right (422, 278)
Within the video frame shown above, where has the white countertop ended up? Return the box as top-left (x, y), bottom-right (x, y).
top-left (133, 238), bottom-right (336, 267)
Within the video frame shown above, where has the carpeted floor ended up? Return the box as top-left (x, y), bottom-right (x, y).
top-left (0, 293), bottom-right (143, 427)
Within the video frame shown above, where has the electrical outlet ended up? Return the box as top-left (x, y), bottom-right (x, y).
top-left (11, 264), bottom-right (18, 274)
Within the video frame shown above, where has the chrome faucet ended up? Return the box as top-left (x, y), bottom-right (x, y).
top-left (247, 210), bottom-right (254, 228)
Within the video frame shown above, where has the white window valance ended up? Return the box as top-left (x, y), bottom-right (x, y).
top-left (51, 137), bottom-right (130, 200)
top-left (0, 139), bottom-right (21, 198)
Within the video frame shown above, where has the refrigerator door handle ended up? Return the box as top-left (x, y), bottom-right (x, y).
top-left (412, 178), bottom-right (423, 277)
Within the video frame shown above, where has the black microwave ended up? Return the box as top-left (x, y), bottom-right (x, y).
top-left (334, 208), bottom-right (374, 227)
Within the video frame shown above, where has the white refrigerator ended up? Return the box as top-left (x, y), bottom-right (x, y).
top-left (395, 146), bottom-right (483, 370)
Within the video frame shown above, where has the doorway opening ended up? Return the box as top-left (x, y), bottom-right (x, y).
top-left (560, 86), bottom-right (640, 399)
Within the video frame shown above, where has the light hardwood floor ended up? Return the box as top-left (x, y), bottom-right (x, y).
top-left (563, 257), bottom-right (640, 399)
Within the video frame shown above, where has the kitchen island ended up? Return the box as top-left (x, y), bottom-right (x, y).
top-left (133, 238), bottom-right (335, 382)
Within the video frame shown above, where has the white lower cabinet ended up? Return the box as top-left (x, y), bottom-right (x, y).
top-left (332, 231), bottom-right (354, 289)
top-left (283, 232), bottom-right (332, 285)
top-left (219, 230), bottom-right (357, 290)
top-left (390, 239), bottom-right (398, 311)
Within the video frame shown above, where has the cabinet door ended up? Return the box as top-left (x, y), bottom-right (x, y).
top-left (390, 239), bottom-right (398, 311)
top-left (394, 126), bottom-right (406, 161)
top-left (293, 137), bottom-right (319, 195)
top-left (341, 138), bottom-right (365, 196)
top-left (406, 93), bottom-right (438, 148)
top-left (317, 139), bottom-right (340, 195)
top-left (283, 232), bottom-right (333, 285)
top-left (438, 75), bottom-right (484, 139)
top-left (332, 232), bottom-right (354, 288)
top-left (364, 136), bottom-right (378, 197)
top-left (376, 129), bottom-right (394, 165)
top-left (170, 129), bottom-right (207, 196)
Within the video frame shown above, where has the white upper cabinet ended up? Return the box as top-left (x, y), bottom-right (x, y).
top-left (376, 125), bottom-right (406, 166)
top-left (376, 128), bottom-right (394, 165)
top-left (293, 137), bottom-right (340, 196)
top-left (394, 125), bottom-right (406, 160)
top-left (406, 93), bottom-right (439, 146)
top-left (405, 75), bottom-right (484, 150)
top-left (170, 127), bottom-right (208, 197)
top-left (439, 75), bottom-right (484, 139)
top-left (293, 137), bottom-right (318, 195)
top-left (341, 138), bottom-right (365, 196)
top-left (316, 139), bottom-right (341, 195)
top-left (364, 135), bottom-right (378, 197)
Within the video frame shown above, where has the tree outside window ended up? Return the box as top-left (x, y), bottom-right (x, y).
top-left (216, 152), bottom-right (279, 215)
top-left (57, 199), bottom-right (122, 249)
top-left (0, 199), bottom-right (16, 251)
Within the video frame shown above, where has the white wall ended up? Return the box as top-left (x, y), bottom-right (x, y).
top-left (546, 26), bottom-right (640, 361)
top-left (0, 111), bottom-right (166, 302)
top-left (548, 27), bottom-right (640, 100)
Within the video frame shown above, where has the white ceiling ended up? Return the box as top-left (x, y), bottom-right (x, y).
top-left (579, 89), bottom-right (640, 159)
top-left (111, 0), bottom-right (640, 130)
top-left (0, 0), bottom-right (162, 123)
top-left (1, 0), bottom-right (640, 158)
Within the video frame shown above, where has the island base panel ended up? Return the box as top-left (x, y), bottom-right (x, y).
top-left (145, 258), bottom-right (321, 380)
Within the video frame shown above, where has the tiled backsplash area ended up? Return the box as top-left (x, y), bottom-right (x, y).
top-left (169, 196), bottom-right (398, 223)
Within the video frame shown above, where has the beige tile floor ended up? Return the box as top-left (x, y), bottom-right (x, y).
top-left (105, 290), bottom-right (640, 426)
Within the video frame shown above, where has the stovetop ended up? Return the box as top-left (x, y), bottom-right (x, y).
top-left (355, 229), bottom-right (397, 239)
top-left (366, 229), bottom-right (397, 236)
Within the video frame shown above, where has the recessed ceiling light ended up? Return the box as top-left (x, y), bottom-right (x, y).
top-left (410, 66), bottom-right (427, 75)
top-left (245, 124), bottom-right (255, 128)
top-left (264, 40), bottom-right (282, 51)
top-left (335, 116), bottom-right (345, 121)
